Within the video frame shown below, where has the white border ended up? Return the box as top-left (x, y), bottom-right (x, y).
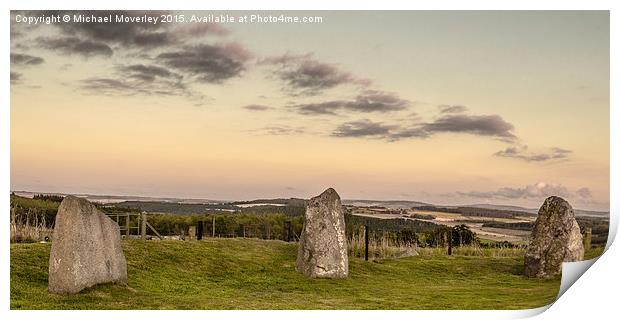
top-left (2, 1), bottom-right (617, 319)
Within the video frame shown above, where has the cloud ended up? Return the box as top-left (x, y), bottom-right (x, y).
top-left (53, 11), bottom-right (227, 49)
top-left (438, 104), bottom-right (467, 114)
top-left (421, 114), bottom-right (516, 141)
top-left (79, 75), bottom-right (209, 105)
top-left (19, 11), bottom-right (229, 61)
top-left (243, 104), bottom-right (272, 111)
top-left (457, 182), bottom-right (572, 199)
top-left (331, 119), bottom-right (398, 138)
top-left (331, 111), bottom-right (515, 142)
top-left (388, 127), bottom-right (430, 140)
top-left (291, 90), bottom-right (409, 115)
top-left (494, 145), bottom-right (572, 162)
top-left (261, 53), bottom-right (369, 95)
top-left (10, 53), bottom-right (44, 66)
top-left (80, 78), bottom-right (136, 93)
top-left (79, 77), bottom-right (186, 96)
top-left (156, 43), bottom-right (251, 83)
top-left (253, 126), bottom-right (305, 135)
top-left (455, 182), bottom-right (596, 204)
top-left (124, 64), bottom-right (182, 82)
top-left (38, 36), bottom-right (113, 57)
top-left (10, 72), bottom-right (21, 84)
top-left (78, 64), bottom-right (186, 96)
top-left (576, 187), bottom-right (592, 199)
top-left (292, 100), bottom-right (344, 116)
top-left (171, 23), bottom-right (229, 38)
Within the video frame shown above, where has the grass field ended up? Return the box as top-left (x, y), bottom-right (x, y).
top-left (11, 238), bottom-right (563, 310)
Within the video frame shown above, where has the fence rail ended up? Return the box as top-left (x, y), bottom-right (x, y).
top-left (105, 212), bottom-right (162, 240)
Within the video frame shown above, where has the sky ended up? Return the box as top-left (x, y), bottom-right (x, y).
top-left (10, 11), bottom-right (610, 210)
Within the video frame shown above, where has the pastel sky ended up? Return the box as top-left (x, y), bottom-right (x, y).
top-left (10, 11), bottom-right (609, 210)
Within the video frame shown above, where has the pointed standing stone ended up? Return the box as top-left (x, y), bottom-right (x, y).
top-left (48, 196), bottom-right (128, 294)
top-left (296, 188), bottom-right (348, 278)
top-left (524, 196), bottom-right (584, 278)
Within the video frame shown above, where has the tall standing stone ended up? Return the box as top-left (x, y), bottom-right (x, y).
top-left (524, 196), bottom-right (584, 278)
top-left (296, 188), bottom-right (348, 278)
top-left (49, 196), bottom-right (128, 294)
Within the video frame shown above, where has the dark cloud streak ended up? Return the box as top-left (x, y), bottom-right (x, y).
top-left (243, 104), bottom-right (272, 111)
top-left (438, 104), bottom-right (467, 113)
top-left (332, 119), bottom-right (398, 138)
top-left (261, 53), bottom-right (370, 95)
top-left (156, 43), bottom-right (251, 83)
top-left (291, 90), bottom-right (409, 115)
top-left (422, 114), bottom-right (516, 141)
top-left (494, 146), bottom-right (571, 162)
top-left (38, 36), bottom-right (113, 57)
top-left (10, 53), bottom-right (44, 65)
top-left (454, 182), bottom-right (592, 201)
top-left (331, 113), bottom-right (515, 142)
top-left (10, 72), bottom-right (22, 84)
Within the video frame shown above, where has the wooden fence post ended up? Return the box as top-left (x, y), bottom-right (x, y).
top-left (212, 216), bottom-right (216, 237)
top-left (447, 228), bottom-right (453, 256)
top-left (140, 211), bottom-right (147, 240)
top-left (365, 225), bottom-right (369, 261)
top-left (125, 214), bottom-right (130, 237)
top-left (584, 227), bottom-right (592, 251)
top-left (284, 221), bottom-right (292, 242)
top-left (197, 221), bottom-right (203, 240)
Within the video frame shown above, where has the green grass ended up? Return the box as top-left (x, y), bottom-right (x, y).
top-left (11, 238), bottom-right (560, 310)
top-left (584, 246), bottom-right (605, 260)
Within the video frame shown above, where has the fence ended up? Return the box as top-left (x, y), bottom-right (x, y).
top-left (183, 218), bottom-right (300, 242)
top-left (10, 206), bottom-right (53, 242)
top-left (106, 212), bottom-right (162, 240)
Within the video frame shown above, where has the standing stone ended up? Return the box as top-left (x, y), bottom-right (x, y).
top-left (524, 196), bottom-right (584, 278)
top-left (296, 188), bottom-right (348, 278)
top-left (49, 196), bottom-right (128, 294)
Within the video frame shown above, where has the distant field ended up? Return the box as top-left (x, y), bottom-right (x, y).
top-left (412, 210), bottom-right (534, 223)
top-left (11, 238), bottom-right (561, 310)
top-left (352, 209), bottom-right (533, 242)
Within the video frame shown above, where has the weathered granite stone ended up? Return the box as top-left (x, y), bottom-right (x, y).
top-left (296, 188), bottom-right (348, 278)
top-left (48, 196), bottom-right (127, 294)
top-left (524, 196), bottom-right (584, 278)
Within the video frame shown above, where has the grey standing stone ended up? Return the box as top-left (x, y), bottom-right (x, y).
top-left (524, 196), bottom-right (584, 278)
top-left (296, 188), bottom-right (348, 278)
top-left (48, 196), bottom-right (127, 294)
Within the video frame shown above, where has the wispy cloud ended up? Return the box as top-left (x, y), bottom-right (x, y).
top-left (243, 104), bottom-right (272, 111)
top-left (331, 119), bottom-right (398, 138)
top-left (260, 52), bottom-right (370, 95)
top-left (48, 11), bottom-right (227, 50)
top-left (291, 90), bottom-right (409, 115)
top-left (10, 72), bottom-right (21, 84)
top-left (38, 36), bottom-right (113, 57)
top-left (494, 146), bottom-right (572, 162)
top-left (331, 112), bottom-right (515, 142)
top-left (252, 125), bottom-right (306, 135)
top-left (156, 43), bottom-right (252, 84)
top-left (124, 64), bottom-right (183, 82)
top-left (421, 114), bottom-right (516, 142)
top-left (438, 104), bottom-right (467, 114)
top-left (453, 182), bottom-right (594, 203)
top-left (10, 53), bottom-right (44, 66)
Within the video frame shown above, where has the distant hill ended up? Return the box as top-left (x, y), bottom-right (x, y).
top-left (12, 190), bottom-right (608, 218)
top-left (462, 204), bottom-right (538, 214)
top-left (11, 191), bottom-right (221, 205)
top-left (342, 199), bottom-right (430, 209)
top-left (230, 198), bottom-right (306, 207)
